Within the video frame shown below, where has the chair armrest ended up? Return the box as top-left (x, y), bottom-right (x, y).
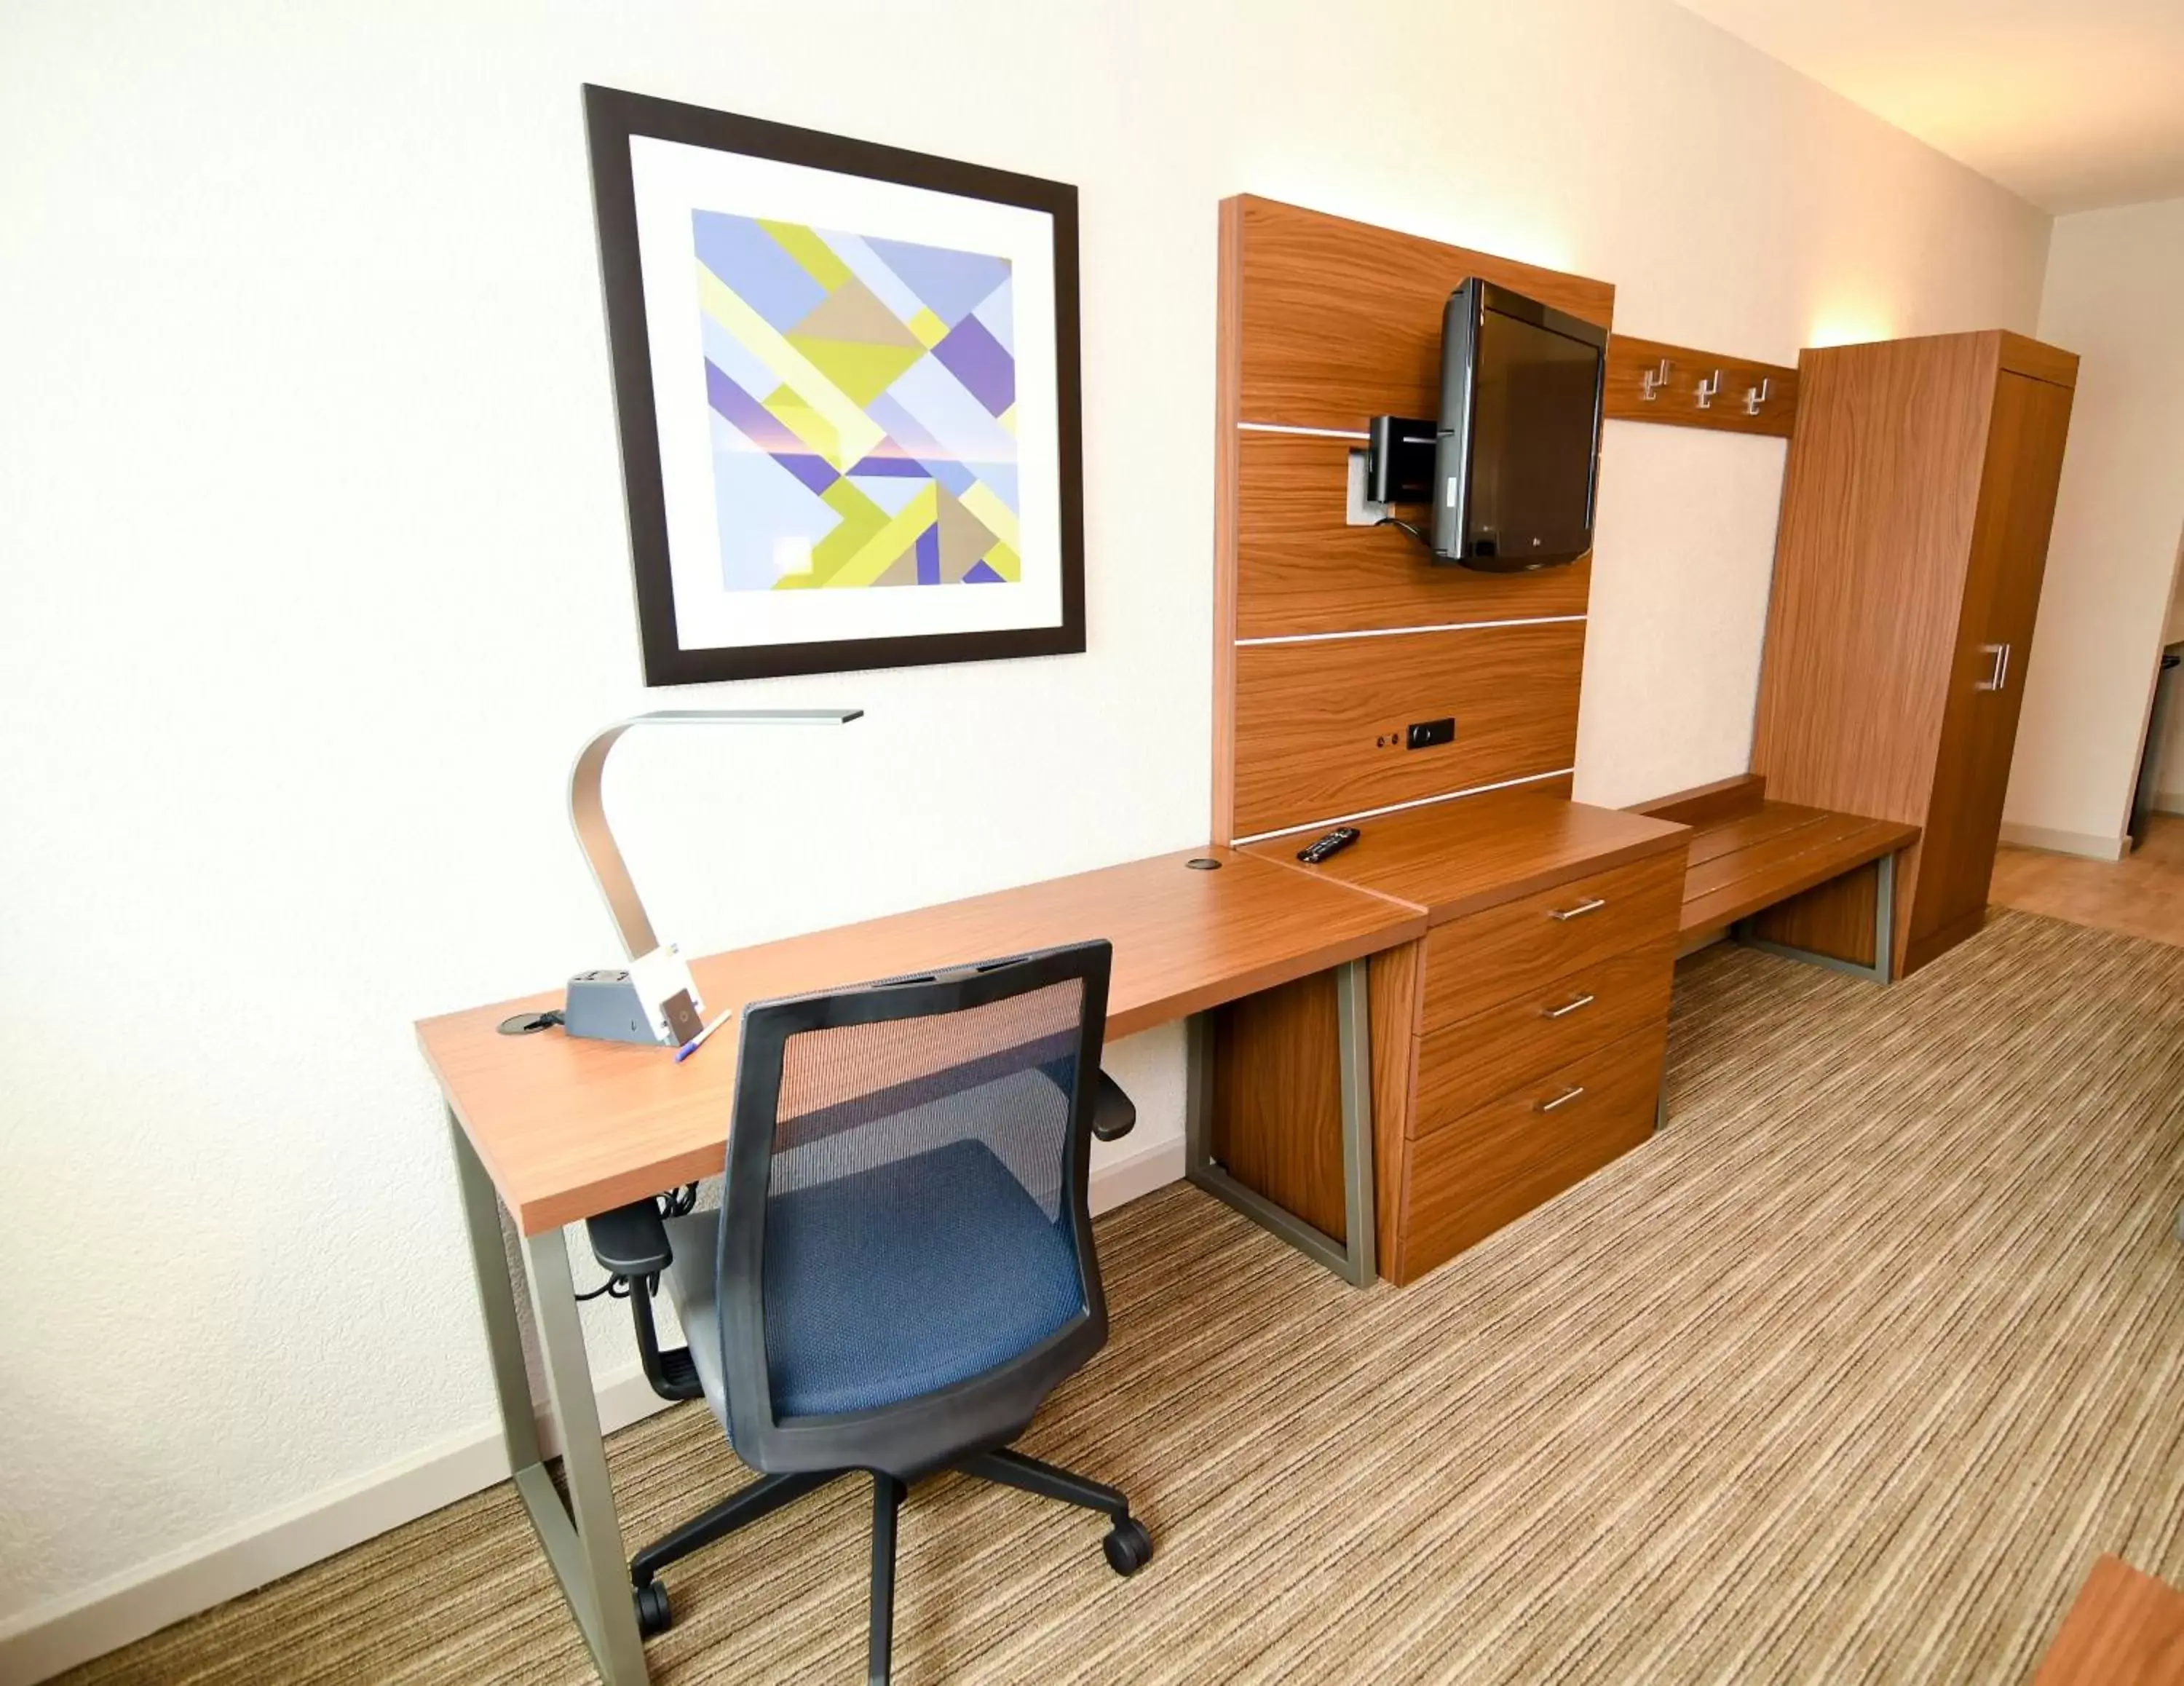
top-left (585, 1199), bottom-right (673, 1277)
top-left (1091, 1071), bottom-right (1136, 1142)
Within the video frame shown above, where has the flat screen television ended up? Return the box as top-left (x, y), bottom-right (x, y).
top-left (1431, 279), bottom-right (1607, 571)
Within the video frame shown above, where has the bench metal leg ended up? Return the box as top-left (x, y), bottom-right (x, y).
top-left (452, 1112), bottom-right (652, 1686)
top-left (1184, 957), bottom-right (1377, 1287)
top-left (1732, 850), bottom-right (1897, 985)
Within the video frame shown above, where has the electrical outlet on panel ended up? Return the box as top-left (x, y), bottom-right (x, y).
top-left (1345, 449), bottom-right (1388, 527)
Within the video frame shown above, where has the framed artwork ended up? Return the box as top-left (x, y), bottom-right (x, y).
top-left (582, 84), bottom-right (1085, 685)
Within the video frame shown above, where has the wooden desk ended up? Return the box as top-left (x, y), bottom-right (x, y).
top-left (422, 845), bottom-right (1422, 1233)
top-left (417, 844), bottom-right (1421, 1686)
top-left (2032, 1556), bottom-right (2184, 1686)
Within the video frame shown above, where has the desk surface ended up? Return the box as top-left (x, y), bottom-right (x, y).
top-left (1244, 788), bottom-right (1689, 925)
top-left (419, 846), bottom-right (1424, 1235)
top-left (2031, 1556), bottom-right (2184, 1686)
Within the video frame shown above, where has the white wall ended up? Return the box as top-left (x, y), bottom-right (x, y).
top-left (0, 0), bottom-right (2048, 1671)
top-left (2005, 196), bottom-right (2184, 848)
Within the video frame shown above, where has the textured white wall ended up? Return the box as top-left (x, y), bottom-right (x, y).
top-left (0, 0), bottom-right (2048, 1647)
top-left (2005, 196), bottom-right (2184, 842)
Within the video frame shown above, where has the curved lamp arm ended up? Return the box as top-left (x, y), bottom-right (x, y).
top-left (570, 708), bottom-right (863, 958)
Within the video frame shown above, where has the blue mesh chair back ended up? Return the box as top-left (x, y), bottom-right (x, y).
top-left (713, 941), bottom-right (1113, 1479)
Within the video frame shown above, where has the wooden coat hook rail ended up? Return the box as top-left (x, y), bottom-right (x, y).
top-left (1602, 333), bottom-right (1799, 438)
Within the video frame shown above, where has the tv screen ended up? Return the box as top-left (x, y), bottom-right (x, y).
top-left (1431, 280), bottom-right (1607, 571)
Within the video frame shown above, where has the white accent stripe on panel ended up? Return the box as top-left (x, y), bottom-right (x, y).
top-left (1230, 767), bottom-right (1578, 847)
top-left (1236, 422), bottom-right (1372, 440)
top-left (1238, 614), bottom-right (1588, 647)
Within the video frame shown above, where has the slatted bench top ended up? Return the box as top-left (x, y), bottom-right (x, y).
top-left (1631, 774), bottom-right (1920, 941)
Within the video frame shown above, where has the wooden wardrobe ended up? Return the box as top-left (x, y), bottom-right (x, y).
top-left (1750, 330), bottom-right (2077, 977)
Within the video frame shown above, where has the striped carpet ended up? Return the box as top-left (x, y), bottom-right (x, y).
top-left (63, 910), bottom-right (2184, 1685)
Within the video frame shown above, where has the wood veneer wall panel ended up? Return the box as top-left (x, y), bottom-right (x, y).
top-left (1233, 430), bottom-right (1592, 638)
top-left (1230, 621), bottom-right (1586, 838)
top-left (1233, 195), bottom-right (1614, 432)
top-left (1206, 938), bottom-right (1428, 1266)
top-left (1208, 972), bottom-right (1345, 1241)
top-left (1629, 772), bottom-right (1767, 828)
top-left (1748, 858), bottom-right (1882, 969)
top-left (1212, 197), bottom-right (1244, 844)
top-left (1603, 333), bottom-right (1798, 438)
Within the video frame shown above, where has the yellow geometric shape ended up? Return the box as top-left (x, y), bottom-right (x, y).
top-left (997, 403), bottom-right (1016, 438)
top-left (828, 482), bottom-right (939, 589)
top-left (761, 384), bottom-right (839, 464)
top-left (907, 307), bottom-right (949, 349)
top-left (793, 478), bottom-right (891, 588)
top-left (759, 220), bottom-right (852, 291)
top-left (981, 540), bottom-right (1021, 582)
top-left (957, 480), bottom-right (1019, 555)
top-left (783, 336), bottom-right (924, 409)
top-left (698, 265), bottom-right (882, 470)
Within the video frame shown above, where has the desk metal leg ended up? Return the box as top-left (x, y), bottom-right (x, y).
top-left (1183, 958), bottom-right (1377, 1287)
top-left (451, 1113), bottom-right (651, 1686)
top-left (1733, 850), bottom-right (1898, 986)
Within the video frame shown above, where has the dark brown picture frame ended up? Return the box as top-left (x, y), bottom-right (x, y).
top-left (582, 85), bottom-right (1085, 686)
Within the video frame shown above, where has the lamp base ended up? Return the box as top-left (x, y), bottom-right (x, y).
top-left (563, 970), bottom-right (673, 1045)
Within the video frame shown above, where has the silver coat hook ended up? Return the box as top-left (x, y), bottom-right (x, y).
top-left (1639, 357), bottom-right (1673, 402)
top-left (1696, 370), bottom-right (1724, 410)
top-left (1744, 377), bottom-right (1772, 416)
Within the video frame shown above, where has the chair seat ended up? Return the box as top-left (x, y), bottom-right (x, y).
top-left (664, 1137), bottom-right (1085, 1430)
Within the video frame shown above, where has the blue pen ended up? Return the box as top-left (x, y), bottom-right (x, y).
top-left (673, 1009), bottom-right (733, 1063)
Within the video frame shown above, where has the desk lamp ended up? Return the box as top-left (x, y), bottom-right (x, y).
top-left (558, 708), bottom-right (862, 1043)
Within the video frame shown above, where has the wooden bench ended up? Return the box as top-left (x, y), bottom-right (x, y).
top-left (1631, 774), bottom-right (1920, 983)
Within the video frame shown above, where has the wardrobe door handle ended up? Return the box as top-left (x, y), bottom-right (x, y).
top-left (1975, 643), bottom-right (2007, 692)
top-left (1536, 1085), bottom-right (1586, 1114)
top-left (1540, 993), bottom-right (1597, 1020)
top-left (1549, 897), bottom-right (1607, 922)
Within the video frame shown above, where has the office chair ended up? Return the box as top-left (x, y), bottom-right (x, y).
top-left (584, 939), bottom-right (1150, 1684)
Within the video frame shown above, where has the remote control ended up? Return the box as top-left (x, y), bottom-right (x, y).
top-left (1296, 826), bottom-right (1361, 865)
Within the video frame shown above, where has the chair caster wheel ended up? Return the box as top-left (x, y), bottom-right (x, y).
top-left (634, 1580), bottom-right (673, 1636)
top-left (1103, 1516), bottom-right (1152, 1576)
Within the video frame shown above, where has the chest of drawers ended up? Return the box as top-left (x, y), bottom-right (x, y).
top-left (1224, 788), bottom-right (1689, 1285)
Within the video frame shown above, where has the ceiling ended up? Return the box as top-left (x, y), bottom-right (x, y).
top-left (1671, 0), bottom-right (2184, 214)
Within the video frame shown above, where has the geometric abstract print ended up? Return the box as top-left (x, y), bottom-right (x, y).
top-left (692, 211), bottom-right (1018, 592)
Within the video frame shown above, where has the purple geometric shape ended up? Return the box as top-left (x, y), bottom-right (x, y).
top-left (863, 237), bottom-right (1010, 327)
top-left (962, 560), bottom-right (1004, 584)
top-left (693, 212), bottom-right (826, 332)
top-left (775, 453), bottom-right (839, 496)
top-left (914, 522), bottom-right (941, 585)
top-left (707, 363), bottom-right (836, 493)
top-left (931, 314), bottom-right (1015, 418)
top-left (845, 443), bottom-right (929, 477)
top-left (705, 360), bottom-right (799, 452)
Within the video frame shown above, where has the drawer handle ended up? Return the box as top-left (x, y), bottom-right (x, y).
top-left (1536, 1084), bottom-right (1586, 1113)
top-left (1540, 992), bottom-right (1597, 1020)
top-left (1548, 896), bottom-right (1607, 922)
